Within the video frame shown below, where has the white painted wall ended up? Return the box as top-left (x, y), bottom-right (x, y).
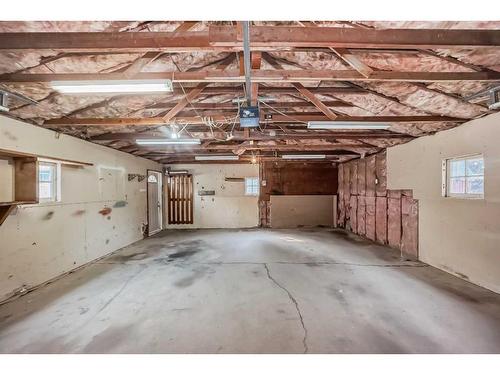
top-left (164, 164), bottom-right (259, 228)
top-left (387, 112), bottom-right (500, 293)
top-left (270, 195), bottom-right (336, 228)
top-left (0, 116), bottom-right (160, 301)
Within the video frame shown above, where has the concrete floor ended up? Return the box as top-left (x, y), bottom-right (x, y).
top-left (0, 228), bottom-right (499, 354)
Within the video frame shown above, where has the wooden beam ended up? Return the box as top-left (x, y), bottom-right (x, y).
top-left (202, 86), bottom-right (364, 94)
top-left (151, 100), bottom-right (353, 110)
top-left (0, 31), bottom-right (212, 52)
top-left (3, 69), bottom-right (500, 83)
top-left (299, 22), bottom-right (374, 78)
top-left (161, 53), bottom-right (235, 122)
top-left (147, 100), bottom-right (352, 110)
top-left (210, 26), bottom-right (500, 49)
top-left (44, 114), bottom-right (463, 127)
top-left (2, 27), bottom-right (499, 52)
top-left (262, 52), bottom-right (337, 119)
top-left (251, 52), bottom-right (262, 106)
top-left (122, 51), bottom-right (162, 78)
top-left (292, 83), bottom-right (338, 119)
top-left (134, 143), bottom-right (374, 150)
top-left (116, 22), bottom-right (196, 75)
top-left (330, 48), bottom-right (374, 78)
top-left (162, 83), bottom-right (208, 121)
top-left (91, 130), bottom-right (414, 141)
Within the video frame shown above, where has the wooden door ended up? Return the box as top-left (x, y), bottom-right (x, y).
top-left (147, 170), bottom-right (163, 235)
top-left (167, 174), bottom-right (193, 224)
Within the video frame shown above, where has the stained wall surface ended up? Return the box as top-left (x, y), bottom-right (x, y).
top-left (164, 164), bottom-right (259, 229)
top-left (387, 112), bottom-right (500, 293)
top-left (0, 116), bottom-right (160, 301)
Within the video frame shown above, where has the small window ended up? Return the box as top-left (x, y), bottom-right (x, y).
top-left (38, 161), bottom-right (60, 202)
top-left (443, 154), bottom-right (484, 198)
top-left (245, 177), bottom-right (260, 196)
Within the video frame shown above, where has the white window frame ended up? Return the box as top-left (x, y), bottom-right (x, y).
top-left (38, 160), bottom-right (62, 203)
top-left (245, 177), bottom-right (260, 196)
top-left (442, 154), bottom-right (484, 199)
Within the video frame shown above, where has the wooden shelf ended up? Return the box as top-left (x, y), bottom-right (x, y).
top-left (0, 201), bottom-right (38, 225)
top-left (0, 147), bottom-right (93, 166)
top-left (0, 147), bottom-right (92, 226)
top-left (0, 201), bottom-right (38, 206)
top-left (0, 148), bottom-right (39, 225)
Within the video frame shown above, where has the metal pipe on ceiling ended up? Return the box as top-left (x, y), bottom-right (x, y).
top-left (242, 21), bottom-right (252, 106)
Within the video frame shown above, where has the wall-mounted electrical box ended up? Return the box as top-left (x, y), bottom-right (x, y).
top-left (198, 190), bottom-right (215, 196)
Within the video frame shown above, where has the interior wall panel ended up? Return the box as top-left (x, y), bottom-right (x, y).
top-left (401, 196), bottom-right (419, 259)
top-left (349, 195), bottom-right (357, 233)
top-left (376, 150), bottom-right (387, 196)
top-left (350, 160), bottom-right (358, 195)
top-left (365, 196), bottom-right (376, 241)
top-left (357, 196), bottom-right (366, 236)
top-left (357, 158), bottom-right (366, 196)
top-left (365, 155), bottom-right (376, 197)
top-left (338, 164), bottom-right (345, 226)
top-left (387, 197), bottom-right (402, 249)
top-left (375, 197), bottom-right (388, 244)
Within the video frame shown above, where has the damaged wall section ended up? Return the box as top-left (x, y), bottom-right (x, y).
top-left (337, 150), bottom-right (418, 259)
top-left (259, 161), bottom-right (338, 227)
top-left (0, 116), bottom-right (160, 302)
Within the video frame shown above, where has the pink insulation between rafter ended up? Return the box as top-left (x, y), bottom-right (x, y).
top-left (337, 150), bottom-right (419, 259)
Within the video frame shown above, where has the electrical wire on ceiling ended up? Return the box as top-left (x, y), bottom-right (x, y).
top-left (259, 100), bottom-right (307, 125)
top-left (175, 79), bottom-right (240, 141)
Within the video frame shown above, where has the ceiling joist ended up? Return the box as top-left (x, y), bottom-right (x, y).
top-left (90, 130), bottom-right (414, 141)
top-left (1, 27), bottom-right (499, 52)
top-left (43, 114), bottom-right (463, 126)
top-left (1, 21), bottom-right (499, 162)
top-left (3, 70), bottom-right (499, 83)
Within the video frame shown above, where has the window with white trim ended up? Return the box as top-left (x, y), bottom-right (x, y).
top-left (245, 177), bottom-right (259, 196)
top-left (38, 161), bottom-right (61, 202)
top-left (443, 154), bottom-right (484, 198)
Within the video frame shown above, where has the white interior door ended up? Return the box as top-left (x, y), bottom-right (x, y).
top-left (147, 170), bottom-right (163, 235)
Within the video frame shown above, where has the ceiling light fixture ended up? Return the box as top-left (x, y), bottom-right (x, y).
top-left (51, 79), bottom-right (173, 94)
top-left (167, 170), bottom-right (189, 175)
top-left (0, 93), bottom-right (8, 112)
top-left (281, 154), bottom-right (326, 160)
top-left (194, 155), bottom-right (239, 161)
top-left (135, 139), bottom-right (200, 145)
top-left (307, 121), bottom-right (391, 130)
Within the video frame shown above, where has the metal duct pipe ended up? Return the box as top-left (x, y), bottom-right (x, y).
top-left (242, 21), bottom-right (252, 106)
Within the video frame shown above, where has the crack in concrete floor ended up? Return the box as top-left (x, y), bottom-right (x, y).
top-left (95, 265), bottom-right (147, 315)
top-left (2, 229), bottom-right (499, 354)
top-left (263, 263), bottom-right (309, 354)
